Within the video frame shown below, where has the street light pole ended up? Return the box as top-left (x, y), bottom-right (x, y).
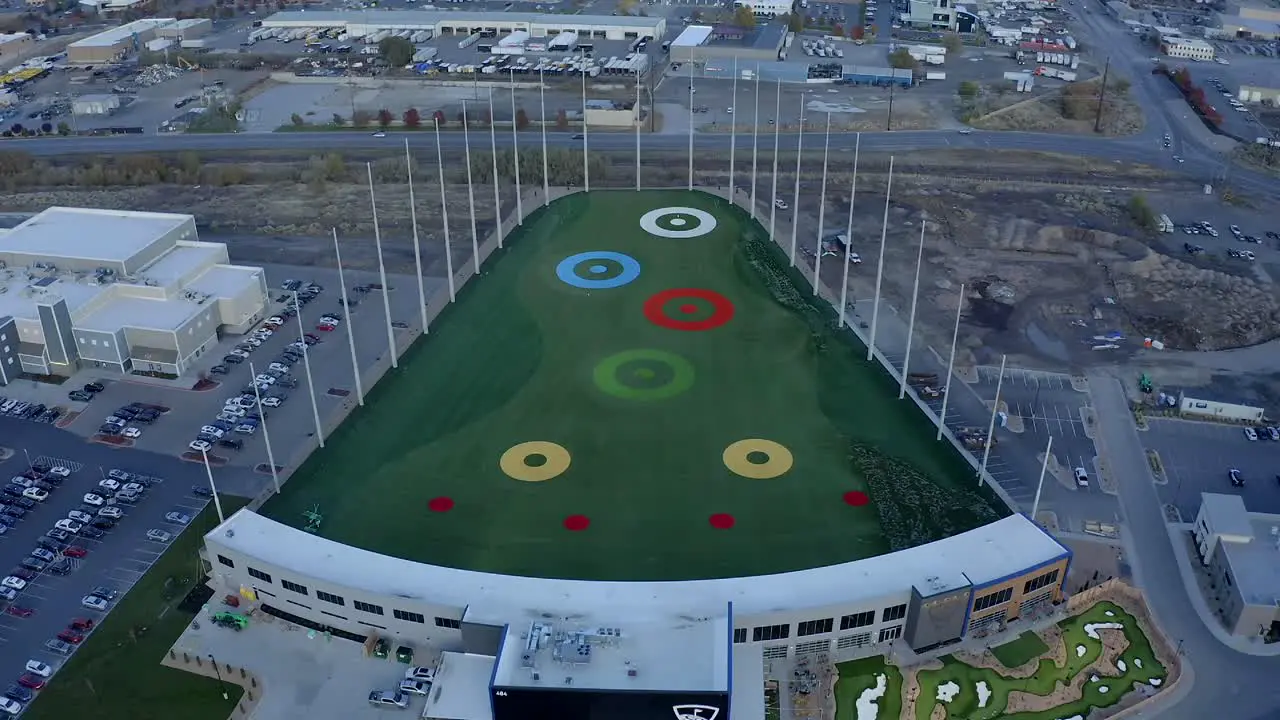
top-left (208, 653), bottom-right (230, 701)
top-left (837, 133), bottom-right (860, 328)
top-left (366, 163), bottom-right (398, 370)
top-left (867, 156), bottom-right (895, 362)
top-left (434, 118), bottom-right (456, 303)
top-left (403, 139), bottom-right (428, 332)
top-left (248, 361), bottom-right (280, 495)
top-left (811, 112), bottom-right (832, 297)
top-left (768, 78), bottom-right (781, 241)
top-left (1031, 435), bottom-right (1053, 520)
top-left (199, 448), bottom-right (224, 525)
top-left (899, 217), bottom-right (927, 400)
top-left (332, 229), bottom-right (364, 407)
top-left (292, 291), bottom-right (325, 449)
top-left (788, 97), bottom-right (804, 267)
top-left (936, 282), bottom-right (964, 441)
top-left (978, 354), bottom-right (1007, 487)
top-left (488, 88), bottom-right (503, 249)
top-left (510, 70), bottom-right (523, 222)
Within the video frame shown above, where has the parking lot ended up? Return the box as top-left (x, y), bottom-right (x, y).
top-left (1144, 417), bottom-right (1280, 521)
top-left (0, 419), bottom-right (219, 712)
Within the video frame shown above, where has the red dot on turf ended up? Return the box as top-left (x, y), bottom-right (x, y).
top-left (564, 515), bottom-right (591, 531)
top-left (843, 491), bottom-right (870, 507)
top-left (428, 497), bottom-right (454, 512)
top-left (709, 513), bottom-right (735, 529)
top-left (680, 304), bottom-right (698, 314)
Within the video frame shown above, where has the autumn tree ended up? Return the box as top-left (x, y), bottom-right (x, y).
top-left (515, 108), bottom-right (530, 130)
top-left (433, 110), bottom-right (447, 127)
top-left (403, 108), bottom-right (421, 128)
top-left (731, 5), bottom-right (757, 28)
top-left (556, 109), bottom-right (568, 130)
top-left (376, 108), bottom-right (393, 129)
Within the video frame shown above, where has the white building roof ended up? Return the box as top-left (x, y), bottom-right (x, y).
top-left (1200, 492), bottom-right (1253, 539)
top-left (187, 265), bottom-right (262, 301)
top-left (1167, 36), bottom-right (1214, 48)
top-left (137, 243), bottom-right (222, 288)
top-left (672, 25), bottom-right (714, 47)
top-left (424, 653), bottom-right (495, 720)
top-left (75, 293), bottom-right (203, 332)
top-left (68, 18), bottom-right (175, 48)
top-left (491, 616), bottom-right (729, 692)
top-left (0, 33), bottom-right (28, 45)
top-left (0, 207), bottom-right (187, 265)
top-left (264, 9), bottom-right (664, 30)
top-left (207, 510), bottom-right (1065, 623)
top-left (0, 271), bottom-right (104, 322)
top-left (731, 647), bottom-right (766, 720)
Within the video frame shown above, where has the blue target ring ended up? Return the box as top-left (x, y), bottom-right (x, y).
top-left (556, 251), bottom-right (641, 290)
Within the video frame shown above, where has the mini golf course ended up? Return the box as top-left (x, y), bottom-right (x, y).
top-left (990, 631), bottom-right (1051, 669)
top-left (911, 602), bottom-right (1166, 720)
top-left (262, 189), bottom-right (1005, 581)
top-left (835, 656), bottom-right (904, 720)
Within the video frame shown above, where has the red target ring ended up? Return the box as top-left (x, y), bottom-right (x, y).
top-left (644, 289), bottom-right (735, 332)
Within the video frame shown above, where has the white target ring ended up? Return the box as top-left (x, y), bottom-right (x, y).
top-left (640, 207), bottom-right (718, 239)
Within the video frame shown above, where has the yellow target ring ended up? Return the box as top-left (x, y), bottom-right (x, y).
top-left (723, 439), bottom-right (793, 479)
top-left (500, 441), bottom-right (571, 482)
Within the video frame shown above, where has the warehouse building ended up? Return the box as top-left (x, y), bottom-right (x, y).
top-left (262, 10), bottom-right (665, 43)
top-left (669, 21), bottom-right (789, 63)
top-left (156, 18), bottom-right (213, 40)
top-left (0, 32), bottom-right (33, 62)
top-left (66, 18), bottom-right (176, 64)
top-left (1193, 493), bottom-right (1280, 639)
top-left (72, 93), bottom-right (121, 116)
top-left (1214, 1), bottom-right (1280, 40)
top-left (0, 207), bottom-right (267, 381)
top-left (1161, 36), bottom-right (1216, 61)
top-left (1239, 84), bottom-right (1280, 104)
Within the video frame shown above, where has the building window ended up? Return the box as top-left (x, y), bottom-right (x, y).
top-left (394, 609), bottom-right (425, 624)
top-left (882, 604), bottom-right (907, 623)
top-left (358, 621), bottom-right (388, 630)
top-left (797, 618), bottom-right (834, 637)
top-left (1224, 572), bottom-right (1233, 587)
top-left (354, 600), bottom-right (384, 616)
top-left (761, 645), bottom-right (789, 659)
top-left (837, 633), bottom-right (872, 650)
top-left (973, 587), bottom-right (1014, 613)
top-left (247, 567), bottom-right (272, 583)
top-left (794, 639), bottom-right (831, 656)
top-left (878, 626), bottom-right (903, 643)
top-left (316, 590), bottom-right (344, 607)
top-left (1023, 569), bottom-right (1061, 595)
top-left (752, 624), bottom-right (791, 642)
top-left (841, 611), bottom-right (876, 630)
top-left (320, 610), bottom-right (347, 621)
top-left (78, 338), bottom-right (85, 344)
top-left (733, 628), bottom-right (748, 644)
top-left (216, 555), bottom-right (234, 568)
top-left (435, 617), bottom-right (460, 629)
top-left (280, 579), bottom-right (307, 595)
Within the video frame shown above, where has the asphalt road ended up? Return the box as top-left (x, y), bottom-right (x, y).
top-left (0, 416), bottom-right (216, 701)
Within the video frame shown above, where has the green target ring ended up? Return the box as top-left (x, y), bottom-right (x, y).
top-left (593, 349), bottom-right (695, 401)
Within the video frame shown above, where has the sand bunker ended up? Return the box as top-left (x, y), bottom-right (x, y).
top-left (1116, 659), bottom-right (1127, 672)
top-left (936, 681), bottom-right (961, 703)
top-left (857, 674), bottom-right (888, 720)
top-left (976, 681), bottom-right (992, 708)
top-left (1084, 622), bottom-right (1124, 640)
top-left (1099, 686), bottom-right (1109, 694)
top-left (1134, 658), bottom-right (1143, 669)
top-left (1105, 611), bottom-right (1115, 617)
top-left (1076, 645), bottom-right (1087, 657)
top-left (1150, 678), bottom-right (1162, 687)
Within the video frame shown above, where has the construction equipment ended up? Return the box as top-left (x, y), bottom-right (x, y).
top-left (211, 611), bottom-right (248, 630)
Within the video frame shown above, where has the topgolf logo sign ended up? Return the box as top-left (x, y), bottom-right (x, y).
top-left (672, 705), bottom-right (721, 720)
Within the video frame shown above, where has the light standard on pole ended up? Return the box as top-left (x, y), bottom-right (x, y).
top-left (292, 291), bottom-right (325, 449)
top-left (208, 653), bottom-right (230, 701)
top-left (199, 448), bottom-right (224, 525)
top-left (247, 361), bottom-right (280, 495)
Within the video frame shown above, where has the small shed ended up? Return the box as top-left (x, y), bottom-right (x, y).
top-left (73, 94), bottom-right (121, 116)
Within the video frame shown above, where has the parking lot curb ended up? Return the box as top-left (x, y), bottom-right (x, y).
top-left (1080, 406), bottom-right (1097, 439)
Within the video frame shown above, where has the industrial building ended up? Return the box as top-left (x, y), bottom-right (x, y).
top-left (904, 0), bottom-right (958, 31)
top-left (77, 0), bottom-right (153, 15)
top-left (0, 207), bottom-right (268, 382)
top-left (155, 18), bottom-right (213, 40)
top-left (584, 99), bottom-right (640, 128)
top-left (1239, 84), bottom-right (1280, 104)
top-left (204, 509), bottom-right (1067, 720)
top-left (1161, 36), bottom-right (1216, 62)
top-left (66, 18), bottom-right (177, 64)
top-left (669, 22), bottom-right (790, 63)
top-left (261, 10), bottom-right (665, 43)
top-left (1214, 1), bottom-right (1280, 40)
top-left (0, 32), bottom-right (33, 62)
top-left (734, 0), bottom-right (795, 17)
top-left (1192, 493), bottom-right (1280, 639)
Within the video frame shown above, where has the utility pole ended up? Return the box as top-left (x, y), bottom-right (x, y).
top-left (1093, 55), bottom-right (1111, 134)
top-left (886, 80), bottom-right (896, 131)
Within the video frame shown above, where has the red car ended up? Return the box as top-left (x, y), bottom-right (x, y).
top-left (315, 323), bottom-right (336, 332)
top-left (17, 673), bottom-right (45, 690)
top-left (63, 546), bottom-right (88, 558)
top-left (5, 606), bottom-right (33, 618)
top-left (69, 618), bottom-right (95, 631)
top-left (56, 630), bottom-right (83, 644)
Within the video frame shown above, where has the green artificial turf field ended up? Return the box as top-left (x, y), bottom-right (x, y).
top-left (990, 631), bottom-right (1051, 669)
top-left (261, 190), bottom-right (1004, 580)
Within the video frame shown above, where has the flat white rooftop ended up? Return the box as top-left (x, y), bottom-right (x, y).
top-left (731, 646), bottom-right (766, 720)
top-left (76, 293), bottom-right (203, 333)
top-left (264, 9), bottom-right (664, 29)
top-left (0, 270), bottom-right (105, 323)
top-left (492, 616), bottom-right (729, 693)
top-left (187, 265), bottom-right (262, 301)
top-left (137, 243), bottom-right (223, 288)
top-left (424, 652), bottom-right (496, 720)
top-left (0, 207), bottom-right (188, 265)
top-left (207, 511), bottom-right (1066, 623)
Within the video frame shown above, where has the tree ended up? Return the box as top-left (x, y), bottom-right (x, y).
top-left (331, 112), bottom-right (345, 126)
top-left (290, 112), bottom-right (305, 127)
top-left (1127, 194), bottom-right (1155, 231)
top-left (786, 12), bottom-right (804, 32)
top-left (957, 81), bottom-right (979, 98)
top-left (832, 23), bottom-right (844, 36)
top-left (352, 110), bottom-right (371, 128)
top-left (39, 122), bottom-right (51, 134)
top-left (851, 25), bottom-right (864, 40)
top-left (432, 110), bottom-right (447, 128)
top-left (403, 108), bottom-right (421, 128)
top-left (56, 121), bottom-right (70, 136)
top-left (515, 108), bottom-right (530, 130)
top-left (888, 48), bottom-right (919, 70)
top-left (378, 35), bottom-right (414, 67)
top-left (376, 109), bottom-right (393, 129)
top-left (941, 33), bottom-right (963, 55)
top-left (731, 5), bottom-right (757, 28)
top-left (555, 109), bottom-right (568, 130)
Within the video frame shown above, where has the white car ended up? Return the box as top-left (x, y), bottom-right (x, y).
top-left (165, 512), bottom-right (191, 525)
top-left (201, 426), bottom-right (226, 438)
top-left (81, 595), bottom-right (108, 611)
top-left (98, 506), bottom-right (123, 519)
top-left (319, 315), bottom-right (341, 325)
top-left (222, 406), bottom-right (248, 418)
top-left (123, 427), bottom-right (142, 439)
top-left (22, 487), bottom-right (48, 502)
top-left (189, 440), bottom-right (213, 452)
top-left (24, 660), bottom-right (53, 678)
top-left (98, 478), bottom-right (121, 492)
top-left (243, 338), bottom-right (262, 348)
top-left (120, 482), bottom-right (145, 495)
top-left (235, 423), bottom-right (258, 435)
top-left (253, 329), bottom-right (273, 339)
top-left (253, 375), bottom-right (277, 386)
top-left (55, 518), bottom-right (84, 533)
top-left (1230, 224), bottom-right (1242, 236)
top-left (261, 396), bottom-right (283, 408)
top-left (268, 363), bottom-right (290, 374)
top-left (226, 397), bottom-right (254, 409)
top-left (0, 698), bottom-right (22, 715)
top-left (405, 666), bottom-right (436, 683)
top-left (48, 467), bottom-right (71, 478)
top-left (399, 679), bottom-right (430, 696)
top-left (773, 198), bottom-right (789, 210)
top-left (289, 341), bottom-right (307, 351)
top-left (215, 412), bottom-right (242, 424)
top-left (82, 493), bottom-right (106, 507)
top-left (230, 348), bottom-right (251, 358)
top-left (146, 529), bottom-right (172, 543)
top-left (266, 315), bottom-right (286, 326)
top-left (0, 587), bottom-right (16, 602)
top-left (1244, 427), bottom-right (1259, 441)
top-left (1073, 467), bottom-right (1089, 487)
top-left (107, 469), bottom-right (131, 482)
top-left (2, 576), bottom-right (27, 591)
top-left (68, 510), bottom-right (93, 524)
top-left (848, 252), bottom-right (863, 264)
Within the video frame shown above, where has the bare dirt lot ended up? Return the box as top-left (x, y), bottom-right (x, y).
top-left (0, 148), bottom-right (1275, 371)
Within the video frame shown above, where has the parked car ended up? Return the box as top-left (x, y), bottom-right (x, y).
top-left (67, 390), bottom-right (94, 402)
top-left (43, 639), bottom-right (73, 655)
top-left (82, 595), bottom-right (108, 611)
top-left (368, 690), bottom-right (409, 708)
top-left (146, 529), bottom-right (172, 543)
top-left (164, 512), bottom-right (191, 525)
